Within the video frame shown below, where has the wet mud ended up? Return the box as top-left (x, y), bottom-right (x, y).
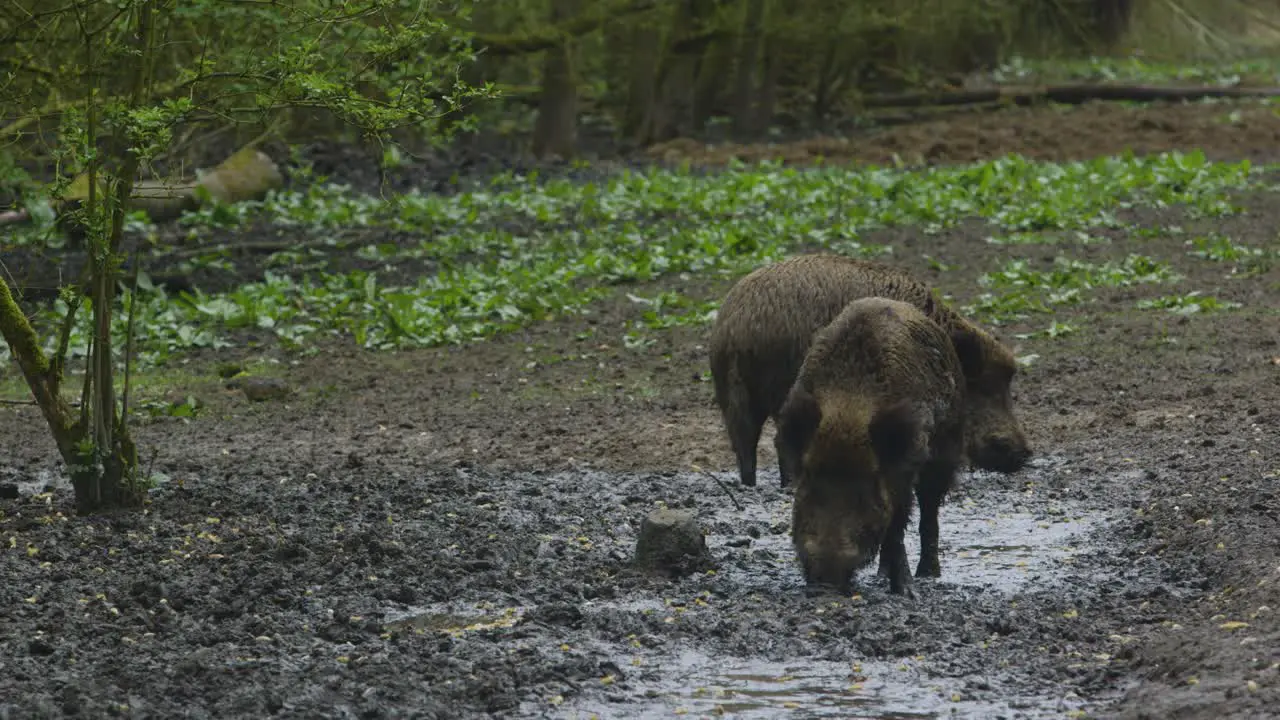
top-left (3, 99), bottom-right (1280, 719)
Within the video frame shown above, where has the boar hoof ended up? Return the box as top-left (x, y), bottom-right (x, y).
top-left (889, 578), bottom-right (917, 599)
top-left (915, 557), bottom-right (942, 578)
top-left (803, 583), bottom-right (850, 599)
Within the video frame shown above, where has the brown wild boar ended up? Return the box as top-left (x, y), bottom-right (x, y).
top-left (778, 297), bottom-right (974, 596)
top-left (709, 252), bottom-right (1030, 488)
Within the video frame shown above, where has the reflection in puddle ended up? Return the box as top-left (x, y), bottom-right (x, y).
top-left (677, 654), bottom-right (934, 719)
top-left (389, 465), bottom-right (1103, 719)
top-left (555, 647), bottom-right (1086, 719)
top-left (924, 503), bottom-right (1093, 592)
top-left (702, 488), bottom-right (1095, 595)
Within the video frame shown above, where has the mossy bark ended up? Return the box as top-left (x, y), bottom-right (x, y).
top-left (731, 0), bottom-right (766, 140)
top-left (622, 22), bottom-right (662, 142)
top-left (475, 0), bottom-right (657, 57)
top-left (690, 1), bottom-right (736, 132)
top-left (531, 0), bottom-right (582, 159)
top-left (642, 0), bottom-right (720, 143)
top-left (0, 280), bottom-right (80, 463)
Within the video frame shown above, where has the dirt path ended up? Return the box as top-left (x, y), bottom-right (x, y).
top-left (3, 99), bottom-right (1280, 719)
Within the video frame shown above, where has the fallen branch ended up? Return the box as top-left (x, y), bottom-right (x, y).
top-left (692, 464), bottom-right (744, 511)
top-left (858, 83), bottom-right (1280, 110)
top-left (0, 209), bottom-right (31, 226)
top-left (2, 143), bottom-right (283, 232)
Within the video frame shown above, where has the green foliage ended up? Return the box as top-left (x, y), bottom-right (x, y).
top-left (6, 0), bottom-right (494, 148)
top-left (137, 394), bottom-right (203, 420)
top-left (1015, 320), bottom-right (1079, 340)
top-left (968, 254), bottom-right (1182, 323)
top-left (1137, 291), bottom-right (1242, 314)
top-left (622, 291), bottom-right (721, 349)
top-left (1, 0), bottom-right (494, 513)
top-left (3, 150), bottom-right (1258, 365)
top-left (1186, 232), bottom-right (1275, 275)
top-left (986, 230), bottom-right (1109, 246)
top-left (992, 55), bottom-right (1280, 87)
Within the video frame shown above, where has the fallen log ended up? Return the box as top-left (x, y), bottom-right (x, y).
top-left (63, 145), bottom-right (284, 224)
top-left (859, 83), bottom-right (1280, 110)
top-left (0, 144), bottom-right (283, 235)
top-left (0, 208), bottom-right (29, 225)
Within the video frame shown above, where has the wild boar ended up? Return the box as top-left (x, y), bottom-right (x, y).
top-left (778, 297), bottom-right (974, 596)
top-left (709, 252), bottom-right (1030, 488)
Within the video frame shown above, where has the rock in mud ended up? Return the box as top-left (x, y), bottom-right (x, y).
top-left (228, 376), bottom-right (292, 402)
top-left (633, 509), bottom-right (711, 578)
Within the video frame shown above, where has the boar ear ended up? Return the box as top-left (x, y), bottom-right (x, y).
top-left (950, 329), bottom-right (985, 379)
top-left (777, 389), bottom-right (822, 452)
top-left (868, 400), bottom-right (919, 467)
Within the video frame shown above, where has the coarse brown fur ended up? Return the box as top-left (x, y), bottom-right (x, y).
top-left (777, 297), bottom-right (973, 597)
top-left (709, 252), bottom-right (1030, 488)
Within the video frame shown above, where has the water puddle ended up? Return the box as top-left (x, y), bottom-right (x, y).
top-left (920, 503), bottom-right (1093, 592)
top-left (700, 475), bottom-right (1096, 595)
top-left (383, 601), bottom-right (527, 636)
top-left (552, 647), bottom-right (1087, 719)
top-left (388, 463), bottom-right (1106, 719)
top-left (0, 467), bottom-right (66, 497)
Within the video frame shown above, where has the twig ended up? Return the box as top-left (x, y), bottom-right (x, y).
top-left (0, 398), bottom-right (83, 408)
top-left (692, 464), bottom-right (743, 511)
top-left (120, 249), bottom-right (139, 423)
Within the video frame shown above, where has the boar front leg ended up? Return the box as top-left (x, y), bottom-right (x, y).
top-left (914, 459), bottom-right (958, 579)
top-left (882, 502), bottom-right (916, 598)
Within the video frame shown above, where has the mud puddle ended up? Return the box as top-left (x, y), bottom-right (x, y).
top-left (552, 646), bottom-right (1089, 719)
top-left (548, 470), bottom-right (1098, 718)
top-left (0, 467), bottom-right (64, 497)
top-left (383, 601), bottom-right (528, 636)
top-left (380, 460), bottom-right (1109, 719)
top-left (701, 463), bottom-right (1096, 596)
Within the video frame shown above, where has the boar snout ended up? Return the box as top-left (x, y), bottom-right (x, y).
top-left (795, 536), bottom-right (877, 592)
top-left (972, 433), bottom-right (1031, 474)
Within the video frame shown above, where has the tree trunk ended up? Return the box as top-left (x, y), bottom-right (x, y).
top-left (1094, 0), bottom-right (1133, 51)
top-left (0, 280), bottom-right (81, 465)
top-left (811, 39), bottom-right (840, 132)
top-left (642, 0), bottom-right (717, 144)
top-left (731, 0), bottom-right (766, 140)
top-left (754, 36), bottom-right (779, 135)
top-left (691, 0), bottom-right (735, 132)
top-left (623, 21), bottom-right (662, 142)
top-left (531, 0), bottom-right (582, 159)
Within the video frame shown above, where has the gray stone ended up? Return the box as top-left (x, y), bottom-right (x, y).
top-left (633, 509), bottom-right (711, 578)
top-left (229, 376), bottom-right (292, 402)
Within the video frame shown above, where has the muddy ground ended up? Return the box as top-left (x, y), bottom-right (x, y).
top-left (3, 99), bottom-right (1280, 719)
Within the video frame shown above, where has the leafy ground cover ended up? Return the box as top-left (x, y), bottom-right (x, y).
top-left (2, 97), bottom-right (1280, 719)
top-left (986, 55), bottom-right (1280, 88)
top-left (0, 148), bottom-right (1260, 364)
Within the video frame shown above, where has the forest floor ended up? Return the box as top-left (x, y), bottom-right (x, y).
top-left (3, 98), bottom-right (1280, 719)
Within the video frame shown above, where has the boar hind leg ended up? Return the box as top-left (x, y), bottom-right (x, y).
top-left (876, 543), bottom-right (893, 578)
top-left (883, 502), bottom-right (916, 598)
top-left (717, 377), bottom-right (767, 488)
top-left (773, 431), bottom-right (801, 489)
top-left (914, 460), bottom-right (957, 579)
